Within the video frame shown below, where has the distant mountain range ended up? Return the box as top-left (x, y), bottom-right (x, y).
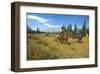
top-left (27, 26), bottom-right (37, 33)
top-left (27, 26), bottom-right (32, 31)
top-left (27, 25), bottom-right (45, 33)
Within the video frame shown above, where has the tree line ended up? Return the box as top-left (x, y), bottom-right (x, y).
top-left (61, 21), bottom-right (89, 37)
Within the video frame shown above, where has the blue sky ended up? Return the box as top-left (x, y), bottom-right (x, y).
top-left (27, 13), bottom-right (89, 32)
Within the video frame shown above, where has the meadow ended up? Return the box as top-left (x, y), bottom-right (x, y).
top-left (27, 33), bottom-right (89, 60)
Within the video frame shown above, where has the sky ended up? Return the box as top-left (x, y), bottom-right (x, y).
top-left (27, 13), bottom-right (89, 32)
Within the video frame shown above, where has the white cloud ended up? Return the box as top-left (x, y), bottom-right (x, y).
top-left (27, 15), bottom-right (48, 23)
top-left (27, 15), bottom-right (61, 28)
top-left (44, 23), bottom-right (53, 27)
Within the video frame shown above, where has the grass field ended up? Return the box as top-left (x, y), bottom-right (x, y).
top-left (27, 33), bottom-right (89, 60)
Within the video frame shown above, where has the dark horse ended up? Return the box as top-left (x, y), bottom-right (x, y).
top-left (71, 32), bottom-right (83, 42)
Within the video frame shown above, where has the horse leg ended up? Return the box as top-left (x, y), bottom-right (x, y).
top-left (79, 36), bottom-right (82, 42)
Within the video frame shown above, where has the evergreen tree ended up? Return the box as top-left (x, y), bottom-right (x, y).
top-left (67, 24), bottom-right (72, 32)
top-left (37, 28), bottom-right (40, 33)
top-left (73, 24), bottom-right (78, 34)
top-left (82, 21), bottom-right (87, 37)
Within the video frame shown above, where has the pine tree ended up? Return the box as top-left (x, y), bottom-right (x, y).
top-left (37, 28), bottom-right (40, 33)
top-left (73, 24), bottom-right (77, 34)
top-left (82, 21), bottom-right (87, 37)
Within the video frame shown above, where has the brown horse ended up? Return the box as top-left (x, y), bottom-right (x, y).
top-left (56, 32), bottom-right (69, 43)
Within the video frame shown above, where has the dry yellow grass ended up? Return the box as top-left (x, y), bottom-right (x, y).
top-left (27, 33), bottom-right (89, 60)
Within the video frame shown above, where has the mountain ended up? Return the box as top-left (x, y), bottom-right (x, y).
top-left (27, 25), bottom-right (45, 33)
top-left (27, 25), bottom-right (33, 32)
top-left (27, 25), bottom-right (39, 33)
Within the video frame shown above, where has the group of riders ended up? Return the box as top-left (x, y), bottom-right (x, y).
top-left (57, 28), bottom-right (83, 43)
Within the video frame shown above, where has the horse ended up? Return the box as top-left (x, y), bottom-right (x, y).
top-left (71, 33), bottom-right (83, 42)
top-left (56, 32), bottom-right (69, 43)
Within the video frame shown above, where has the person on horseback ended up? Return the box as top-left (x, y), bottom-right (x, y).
top-left (58, 25), bottom-right (69, 43)
top-left (75, 29), bottom-right (82, 42)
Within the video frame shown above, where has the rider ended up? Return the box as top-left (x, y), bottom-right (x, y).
top-left (76, 29), bottom-right (82, 41)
